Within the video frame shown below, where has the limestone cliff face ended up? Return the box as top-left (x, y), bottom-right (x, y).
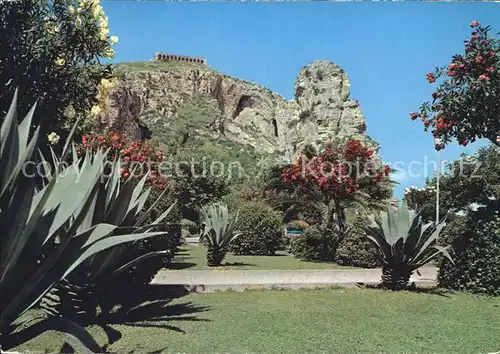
top-left (98, 60), bottom-right (376, 160)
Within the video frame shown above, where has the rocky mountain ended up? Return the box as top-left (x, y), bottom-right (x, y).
top-left (97, 59), bottom-right (378, 161)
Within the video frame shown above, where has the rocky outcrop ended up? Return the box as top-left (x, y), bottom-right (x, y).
top-left (98, 60), bottom-right (376, 160)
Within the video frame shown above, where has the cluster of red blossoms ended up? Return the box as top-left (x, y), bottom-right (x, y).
top-left (281, 139), bottom-right (390, 197)
top-left (78, 132), bottom-right (167, 189)
top-left (411, 20), bottom-right (498, 150)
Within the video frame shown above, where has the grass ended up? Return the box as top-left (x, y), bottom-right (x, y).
top-left (169, 245), bottom-right (351, 270)
top-left (112, 61), bottom-right (212, 75)
top-left (15, 288), bottom-right (500, 353)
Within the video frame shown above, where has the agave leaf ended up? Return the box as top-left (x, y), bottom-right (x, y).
top-left (365, 235), bottom-right (389, 265)
top-left (151, 201), bottom-right (177, 226)
top-left (392, 237), bottom-right (405, 264)
top-left (409, 245), bottom-right (454, 271)
top-left (17, 102), bottom-right (37, 157)
top-left (0, 173), bottom-right (36, 283)
top-left (365, 225), bottom-right (391, 258)
top-left (0, 89), bottom-right (19, 193)
top-left (2, 125), bottom-right (40, 199)
top-left (397, 201), bottom-right (412, 237)
top-left (111, 250), bottom-right (171, 277)
top-left (134, 184), bottom-right (170, 227)
top-left (104, 170), bottom-right (139, 226)
top-left (65, 231), bottom-right (168, 279)
top-left (412, 222), bottom-right (446, 264)
top-left (60, 118), bottom-right (80, 164)
top-left (385, 203), bottom-right (400, 244)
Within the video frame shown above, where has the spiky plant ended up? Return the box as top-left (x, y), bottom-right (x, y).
top-left (0, 91), bottom-right (168, 351)
top-left (199, 203), bottom-right (241, 266)
top-left (364, 201), bottom-right (453, 290)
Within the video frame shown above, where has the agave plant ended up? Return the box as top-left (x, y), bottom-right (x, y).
top-left (199, 203), bottom-right (241, 266)
top-left (0, 91), bottom-right (168, 351)
top-left (364, 201), bottom-right (453, 290)
top-left (40, 158), bottom-right (177, 325)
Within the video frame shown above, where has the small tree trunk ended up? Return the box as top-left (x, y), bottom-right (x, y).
top-left (381, 265), bottom-right (412, 290)
top-left (206, 245), bottom-right (227, 266)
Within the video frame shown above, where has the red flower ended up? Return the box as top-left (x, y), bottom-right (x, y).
top-left (475, 56), bottom-right (484, 64)
top-left (486, 66), bottom-right (495, 73)
top-left (426, 73), bottom-right (436, 83)
top-left (410, 112), bottom-right (419, 120)
top-left (470, 20), bottom-right (480, 28)
top-left (479, 74), bottom-right (489, 81)
top-left (448, 63), bottom-right (458, 70)
top-left (447, 70), bottom-right (456, 77)
top-left (432, 92), bottom-right (441, 99)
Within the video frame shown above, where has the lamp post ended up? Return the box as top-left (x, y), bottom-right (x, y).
top-left (434, 137), bottom-right (442, 225)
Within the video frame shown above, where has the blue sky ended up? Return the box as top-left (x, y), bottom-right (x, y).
top-left (102, 1), bottom-right (499, 198)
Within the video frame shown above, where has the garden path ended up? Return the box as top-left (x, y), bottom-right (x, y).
top-left (152, 266), bottom-right (438, 292)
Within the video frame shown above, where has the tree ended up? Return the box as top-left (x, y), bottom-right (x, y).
top-left (0, 0), bottom-right (117, 148)
top-left (405, 144), bottom-right (499, 217)
top-left (280, 138), bottom-right (392, 234)
top-left (410, 21), bottom-right (499, 150)
top-left (166, 149), bottom-right (230, 221)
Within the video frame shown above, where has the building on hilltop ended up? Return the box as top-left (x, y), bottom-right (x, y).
top-left (153, 52), bottom-right (207, 65)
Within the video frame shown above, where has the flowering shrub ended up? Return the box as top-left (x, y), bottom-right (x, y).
top-left (78, 132), bottom-right (167, 188)
top-left (281, 139), bottom-right (391, 233)
top-left (411, 21), bottom-right (499, 150)
top-left (282, 139), bottom-right (390, 200)
top-left (0, 0), bottom-right (118, 147)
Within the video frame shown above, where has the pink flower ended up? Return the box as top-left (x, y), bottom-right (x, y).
top-left (479, 74), bottom-right (489, 81)
top-left (470, 20), bottom-right (480, 28)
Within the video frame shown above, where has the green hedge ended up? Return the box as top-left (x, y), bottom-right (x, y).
top-left (229, 201), bottom-right (283, 255)
top-left (438, 206), bottom-right (500, 296)
top-left (288, 226), bottom-right (337, 262)
top-left (335, 227), bottom-right (381, 268)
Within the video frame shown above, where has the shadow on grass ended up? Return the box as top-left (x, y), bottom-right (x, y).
top-left (167, 262), bottom-right (197, 270)
top-left (356, 283), bottom-right (452, 297)
top-left (56, 284), bottom-right (211, 353)
top-left (222, 262), bottom-right (256, 267)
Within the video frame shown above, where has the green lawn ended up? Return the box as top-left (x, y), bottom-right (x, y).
top-left (15, 288), bottom-right (500, 353)
top-left (169, 245), bottom-right (350, 270)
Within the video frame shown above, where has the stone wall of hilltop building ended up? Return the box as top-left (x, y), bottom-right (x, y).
top-left (154, 52), bottom-right (207, 65)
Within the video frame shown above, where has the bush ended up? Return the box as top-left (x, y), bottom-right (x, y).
top-left (1, 0), bottom-right (117, 147)
top-left (288, 226), bottom-right (337, 262)
top-left (335, 227), bottom-right (381, 268)
top-left (438, 205), bottom-right (500, 296)
top-left (182, 219), bottom-right (199, 234)
top-left (229, 201), bottom-right (283, 255)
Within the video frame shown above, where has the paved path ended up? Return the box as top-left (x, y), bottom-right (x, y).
top-left (152, 267), bottom-right (438, 292)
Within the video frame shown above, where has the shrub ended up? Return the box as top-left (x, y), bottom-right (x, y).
top-left (182, 219), bottom-right (199, 234)
top-left (1, 0), bottom-right (117, 147)
top-left (229, 201), bottom-right (283, 255)
top-left (336, 228), bottom-right (380, 268)
top-left (438, 205), bottom-right (500, 296)
top-left (288, 226), bottom-right (337, 262)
